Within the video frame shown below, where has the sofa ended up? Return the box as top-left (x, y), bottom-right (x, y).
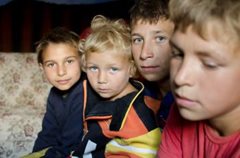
top-left (0, 52), bottom-right (52, 158)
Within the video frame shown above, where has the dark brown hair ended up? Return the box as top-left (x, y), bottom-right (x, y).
top-left (36, 27), bottom-right (80, 64)
top-left (129, 0), bottom-right (170, 27)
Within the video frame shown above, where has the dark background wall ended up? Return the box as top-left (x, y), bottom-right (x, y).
top-left (0, 0), bottom-right (134, 52)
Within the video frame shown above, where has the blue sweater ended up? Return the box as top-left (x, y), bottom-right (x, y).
top-left (33, 77), bottom-right (85, 158)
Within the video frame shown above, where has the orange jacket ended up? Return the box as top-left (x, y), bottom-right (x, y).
top-left (71, 80), bottom-right (161, 158)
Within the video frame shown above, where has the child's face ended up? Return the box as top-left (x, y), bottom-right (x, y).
top-left (40, 43), bottom-right (81, 91)
top-left (131, 19), bottom-right (174, 82)
top-left (170, 25), bottom-right (240, 122)
top-left (85, 50), bottom-right (134, 101)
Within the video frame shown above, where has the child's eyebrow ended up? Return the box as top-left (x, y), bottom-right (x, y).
top-left (66, 56), bottom-right (78, 59)
top-left (43, 56), bottom-right (78, 63)
top-left (131, 33), bottom-right (142, 37)
top-left (43, 60), bottom-right (55, 64)
top-left (155, 30), bottom-right (166, 34)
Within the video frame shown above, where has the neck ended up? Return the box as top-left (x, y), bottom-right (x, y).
top-left (157, 80), bottom-right (170, 97)
top-left (208, 105), bottom-right (240, 136)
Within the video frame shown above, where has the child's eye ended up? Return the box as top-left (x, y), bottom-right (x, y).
top-left (132, 37), bottom-right (143, 44)
top-left (202, 60), bottom-right (218, 69)
top-left (66, 59), bottom-right (74, 64)
top-left (45, 63), bottom-right (55, 68)
top-left (88, 66), bottom-right (98, 72)
top-left (156, 36), bottom-right (167, 43)
top-left (110, 67), bottom-right (119, 73)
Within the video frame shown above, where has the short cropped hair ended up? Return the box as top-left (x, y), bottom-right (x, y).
top-left (36, 27), bottom-right (80, 64)
top-left (169, 0), bottom-right (240, 41)
top-left (129, 0), bottom-right (170, 27)
top-left (79, 15), bottom-right (137, 77)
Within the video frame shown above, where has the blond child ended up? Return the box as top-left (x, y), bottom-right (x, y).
top-left (71, 15), bottom-right (160, 158)
top-left (158, 0), bottom-right (240, 157)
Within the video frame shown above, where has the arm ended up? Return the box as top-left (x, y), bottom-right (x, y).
top-left (32, 89), bottom-right (63, 157)
top-left (33, 92), bottom-right (59, 152)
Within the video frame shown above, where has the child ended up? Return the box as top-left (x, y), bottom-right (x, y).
top-left (71, 15), bottom-right (161, 158)
top-left (129, 0), bottom-right (175, 129)
top-left (25, 27), bottom-right (85, 158)
top-left (158, 0), bottom-right (240, 157)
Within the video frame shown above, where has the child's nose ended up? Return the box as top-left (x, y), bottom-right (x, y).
top-left (98, 71), bottom-right (107, 84)
top-left (57, 65), bottom-right (66, 76)
top-left (140, 41), bottom-right (154, 60)
top-left (173, 59), bottom-right (195, 87)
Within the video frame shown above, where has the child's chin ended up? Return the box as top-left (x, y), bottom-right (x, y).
top-left (178, 108), bottom-right (203, 121)
top-left (55, 85), bottom-right (71, 91)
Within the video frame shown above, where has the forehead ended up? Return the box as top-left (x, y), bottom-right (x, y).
top-left (87, 49), bottom-right (129, 60)
top-left (131, 19), bottom-right (174, 33)
top-left (43, 43), bottom-right (78, 59)
top-left (177, 20), bottom-right (239, 46)
top-left (172, 25), bottom-right (240, 59)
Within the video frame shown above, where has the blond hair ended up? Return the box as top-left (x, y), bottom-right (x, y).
top-left (79, 15), bottom-right (137, 77)
top-left (169, 0), bottom-right (240, 41)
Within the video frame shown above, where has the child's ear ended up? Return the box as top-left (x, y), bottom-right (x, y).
top-left (39, 63), bottom-right (43, 71)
